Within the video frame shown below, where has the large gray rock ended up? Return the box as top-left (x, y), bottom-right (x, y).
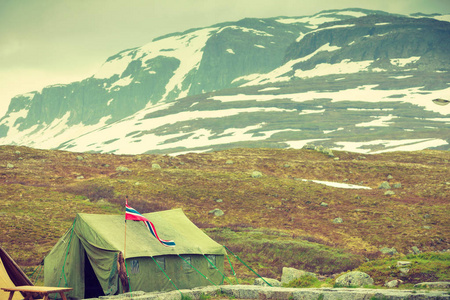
top-left (281, 267), bottom-right (316, 285)
top-left (335, 271), bottom-right (374, 287)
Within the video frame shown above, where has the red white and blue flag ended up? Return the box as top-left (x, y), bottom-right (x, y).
top-left (125, 198), bottom-right (175, 247)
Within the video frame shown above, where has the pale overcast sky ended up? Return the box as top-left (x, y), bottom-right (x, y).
top-left (0, 0), bottom-right (449, 117)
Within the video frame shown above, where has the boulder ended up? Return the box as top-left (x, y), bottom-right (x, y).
top-left (335, 271), bottom-right (374, 287)
top-left (6, 163), bottom-right (14, 169)
top-left (253, 277), bottom-right (281, 287)
top-left (152, 163), bottom-right (161, 169)
top-left (281, 267), bottom-right (316, 285)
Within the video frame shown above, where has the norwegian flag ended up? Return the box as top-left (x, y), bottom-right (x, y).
top-left (125, 198), bottom-right (175, 247)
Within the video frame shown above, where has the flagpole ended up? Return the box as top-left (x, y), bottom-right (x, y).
top-left (124, 196), bottom-right (128, 260)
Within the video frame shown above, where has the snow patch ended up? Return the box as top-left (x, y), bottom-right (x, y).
top-left (355, 115), bottom-right (398, 127)
top-left (302, 179), bottom-right (372, 189)
top-left (258, 87), bottom-right (280, 92)
top-left (294, 59), bottom-right (377, 79)
top-left (391, 57), bottom-right (421, 67)
top-left (217, 26), bottom-right (273, 37)
top-left (242, 43), bottom-right (341, 86)
top-left (108, 75), bottom-right (133, 91)
top-left (299, 109), bottom-right (325, 115)
top-left (226, 49), bottom-right (235, 54)
top-left (334, 138), bottom-right (448, 154)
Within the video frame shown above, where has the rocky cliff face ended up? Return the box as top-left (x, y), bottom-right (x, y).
top-left (0, 9), bottom-right (448, 154)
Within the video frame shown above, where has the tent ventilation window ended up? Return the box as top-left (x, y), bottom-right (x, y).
top-left (155, 257), bottom-right (165, 270)
top-left (206, 255), bottom-right (216, 269)
top-left (130, 259), bottom-right (140, 274)
top-left (181, 256), bottom-right (192, 270)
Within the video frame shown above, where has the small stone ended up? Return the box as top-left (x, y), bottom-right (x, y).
top-left (225, 160), bottom-right (234, 165)
top-left (380, 247), bottom-right (398, 255)
top-left (334, 157), bottom-right (340, 161)
top-left (284, 164), bottom-right (290, 168)
top-left (332, 217), bottom-right (343, 224)
top-left (320, 202), bottom-right (328, 207)
top-left (14, 151), bottom-right (21, 155)
top-left (384, 190), bottom-right (395, 196)
top-left (152, 163), bottom-right (161, 170)
top-left (379, 181), bottom-right (391, 189)
top-left (412, 246), bottom-right (421, 254)
top-left (76, 175), bottom-right (84, 180)
top-left (399, 268), bottom-right (410, 274)
top-left (208, 209), bottom-right (224, 217)
top-left (6, 163), bottom-right (14, 169)
top-left (215, 199), bottom-right (223, 203)
top-left (387, 175), bottom-right (394, 180)
top-left (385, 279), bottom-right (403, 288)
top-left (251, 171), bottom-right (263, 178)
top-left (392, 183), bottom-right (402, 189)
top-left (116, 166), bottom-right (131, 172)
top-left (76, 156), bottom-right (84, 161)
top-left (397, 261), bottom-right (411, 267)
top-left (423, 225), bottom-right (431, 229)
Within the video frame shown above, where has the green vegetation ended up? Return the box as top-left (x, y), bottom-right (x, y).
top-left (284, 274), bottom-right (322, 288)
top-left (357, 252), bottom-right (450, 286)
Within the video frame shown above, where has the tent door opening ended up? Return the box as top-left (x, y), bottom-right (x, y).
top-left (84, 253), bottom-right (105, 299)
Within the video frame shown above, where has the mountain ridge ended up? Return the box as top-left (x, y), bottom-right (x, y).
top-left (0, 8), bottom-right (449, 155)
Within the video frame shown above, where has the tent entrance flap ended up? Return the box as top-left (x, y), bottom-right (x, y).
top-left (84, 252), bottom-right (105, 299)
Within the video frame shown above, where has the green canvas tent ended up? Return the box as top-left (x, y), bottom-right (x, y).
top-left (44, 209), bottom-right (226, 299)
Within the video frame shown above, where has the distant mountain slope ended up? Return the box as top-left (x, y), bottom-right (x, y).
top-left (0, 8), bottom-right (449, 154)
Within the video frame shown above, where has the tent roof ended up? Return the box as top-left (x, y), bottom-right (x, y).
top-left (74, 208), bottom-right (225, 258)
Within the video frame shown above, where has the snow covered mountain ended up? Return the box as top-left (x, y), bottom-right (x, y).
top-left (1, 8), bottom-right (449, 155)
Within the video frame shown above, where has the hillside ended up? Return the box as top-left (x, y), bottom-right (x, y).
top-left (1, 146), bottom-right (448, 282)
